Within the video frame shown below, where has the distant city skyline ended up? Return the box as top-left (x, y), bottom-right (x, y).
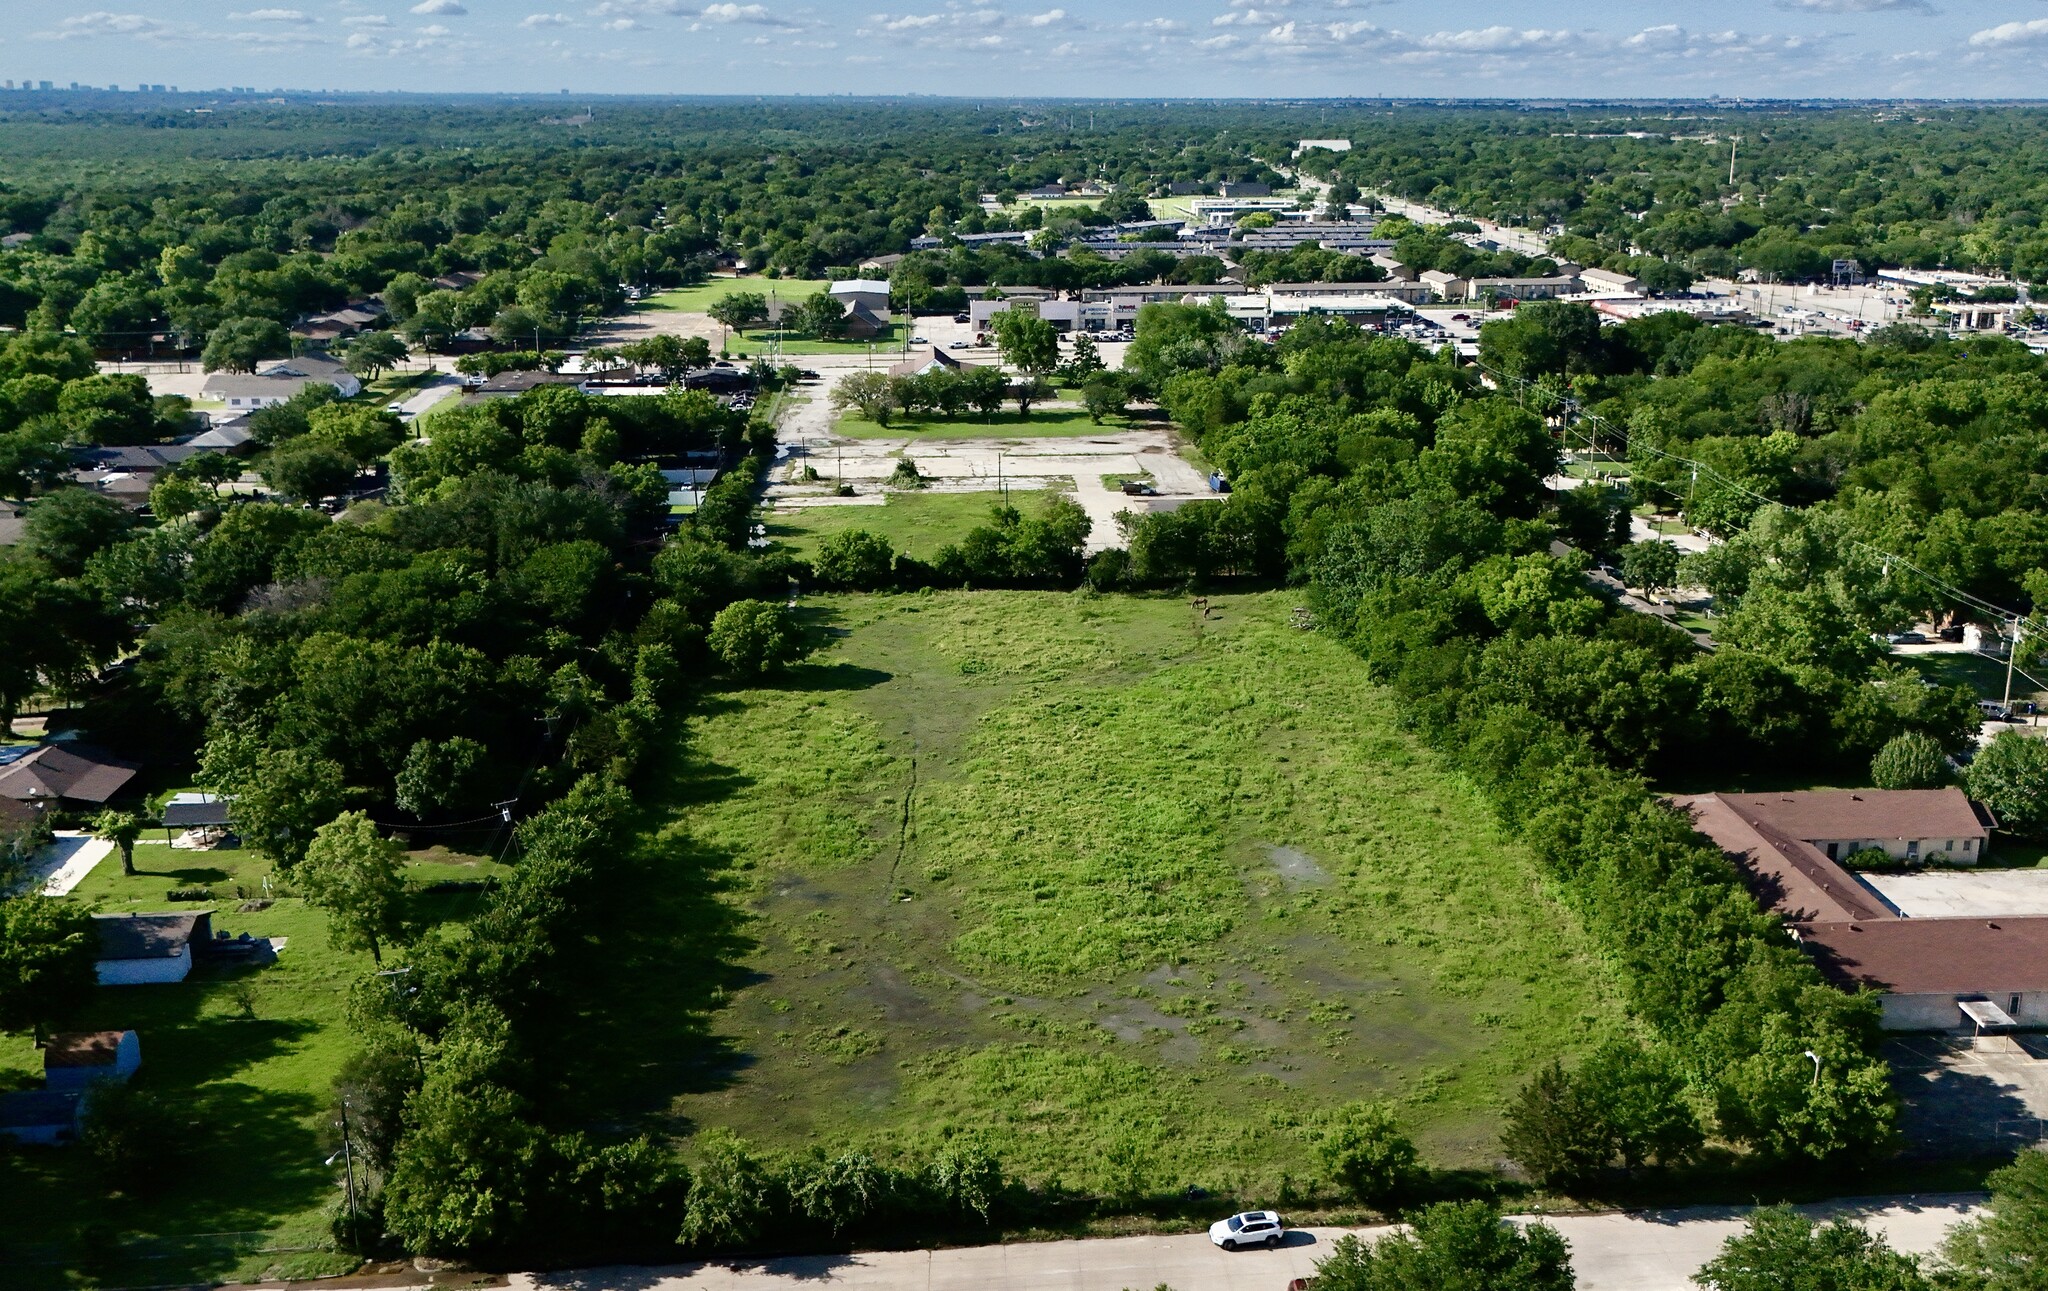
top-left (15, 1), bottom-right (2048, 100)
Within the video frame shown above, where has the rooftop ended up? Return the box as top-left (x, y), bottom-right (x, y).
top-left (94, 911), bottom-right (209, 961)
top-left (1799, 917), bottom-right (2048, 996)
top-left (43, 1030), bottom-right (134, 1069)
top-left (1714, 788), bottom-right (1990, 844)
top-left (0, 744), bottom-right (140, 805)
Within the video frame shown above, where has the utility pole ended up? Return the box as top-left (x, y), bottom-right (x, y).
top-left (336, 1100), bottom-right (361, 1249)
top-left (1729, 137), bottom-right (1739, 189)
top-left (2005, 619), bottom-right (2025, 712)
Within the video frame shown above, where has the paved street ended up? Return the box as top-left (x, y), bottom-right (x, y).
top-left (516, 1196), bottom-right (1981, 1291)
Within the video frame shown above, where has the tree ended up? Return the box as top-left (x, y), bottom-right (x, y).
top-left (990, 308), bottom-right (1060, 377)
top-left (1082, 374), bottom-right (1128, 424)
top-left (1696, 1206), bottom-right (1930, 1291)
top-left (296, 811), bottom-right (409, 965)
top-left (831, 370), bottom-right (898, 426)
top-left (1059, 333), bottom-right (1106, 385)
top-left (709, 599), bottom-right (797, 677)
top-left (261, 437), bottom-right (360, 502)
top-left (679, 1129), bottom-right (778, 1250)
top-left (1502, 1059), bottom-right (1617, 1188)
top-left (1619, 540), bottom-right (1681, 600)
top-left (201, 735), bottom-right (348, 867)
top-left (202, 316), bottom-right (292, 373)
top-left (23, 487), bottom-right (136, 578)
top-left (80, 1082), bottom-right (182, 1194)
top-left (1968, 729), bottom-right (2048, 841)
top-left (91, 810), bottom-right (144, 878)
top-left (0, 895), bottom-right (97, 1042)
top-left (960, 366), bottom-right (1010, 419)
top-left (1013, 375), bottom-right (1054, 418)
top-left (1870, 732), bottom-right (1954, 791)
top-left (709, 291), bottom-right (769, 344)
top-left (797, 291), bottom-right (847, 339)
top-left (1318, 1101), bottom-right (1419, 1206)
top-left (339, 330), bottom-right (409, 380)
top-left (1939, 1148), bottom-right (2048, 1291)
top-left (812, 529), bottom-right (896, 591)
top-left (1309, 1201), bottom-right (1575, 1291)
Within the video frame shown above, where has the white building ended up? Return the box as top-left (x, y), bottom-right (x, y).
top-left (200, 354), bottom-right (362, 412)
top-left (828, 279), bottom-right (893, 315)
top-left (94, 911), bottom-right (210, 985)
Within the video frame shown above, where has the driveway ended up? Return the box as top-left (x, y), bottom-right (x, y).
top-left (515, 1196), bottom-right (1981, 1291)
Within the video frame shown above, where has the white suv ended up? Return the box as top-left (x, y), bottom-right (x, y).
top-left (1209, 1209), bottom-right (1286, 1250)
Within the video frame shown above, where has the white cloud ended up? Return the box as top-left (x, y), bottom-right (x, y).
top-left (700, 2), bottom-right (780, 22)
top-left (409, 0), bottom-right (466, 14)
top-left (876, 13), bottom-right (944, 30)
top-left (1970, 18), bottom-right (2048, 47)
top-left (1418, 26), bottom-right (1575, 53)
top-left (1778, 0), bottom-right (1929, 10)
top-left (604, 17), bottom-right (641, 29)
top-left (45, 11), bottom-right (168, 38)
top-left (230, 7), bottom-right (313, 21)
top-left (521, 11), bottom-right (573, 26)
top-left (1023, 8), bottom-right (1065, 27)
top-left (342, 14), bottom-right (393, 26)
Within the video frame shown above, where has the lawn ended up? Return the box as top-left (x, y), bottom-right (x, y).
top-left (626, 592), bottom-right (1625, 1195)
top-left (766, 490), bottom-right (1054, 560)
top-left (642, 277), bottom-right (834, 314)
top-left (724, 323), bottom-right (907, 357)
top-left (836, 408), bottom-right (1132, 440)
top-left (0, 840), bottom-right (509, 1289)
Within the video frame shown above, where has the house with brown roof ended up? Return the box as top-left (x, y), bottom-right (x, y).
top-left (43, 1030), bottom-right (141, 1091)
top-left (1676, 788), bottom-right (2045, 1031)
top-left (0, 744), bottom-right (140, 809)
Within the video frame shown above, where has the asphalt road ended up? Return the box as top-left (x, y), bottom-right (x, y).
top-left (513, 1195), bottom-right (1980, 1291)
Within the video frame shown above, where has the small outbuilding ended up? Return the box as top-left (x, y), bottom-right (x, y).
top-left (0, 1090), bottom-right (84, 1146)
top-left (94, 911), bottom-right (212, 985)
top-left (43, 1030), bottom-right (141, 1091)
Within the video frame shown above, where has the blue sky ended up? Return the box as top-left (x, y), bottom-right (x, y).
top-left (16, 0), bottom-right (2048, 98)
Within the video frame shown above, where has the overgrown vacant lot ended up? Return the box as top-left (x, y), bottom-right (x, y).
top-left (641, 591), bottom-right (1624, 1193)
top-left (765, 490), bottom-right (1054, 560)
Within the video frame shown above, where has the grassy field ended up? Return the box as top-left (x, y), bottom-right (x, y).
top-left (837, 408), bottom-right (1127, 440)
top-left (725, 323), bottom-right (907, 357)
top-left (0, 840), bottom-right (509, 1288)
top-left (643, 277), bottom-right (835, 314)
top-left (632, 592), bottom-right (1625, 1195)
top-left (765, 490), bottom-right (1055, 560)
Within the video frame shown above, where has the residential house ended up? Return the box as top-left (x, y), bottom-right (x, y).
top-left (0, 744), bottom-right (140, 810)
top-left (42, 1030), bottom-right (141, 1091)
top-left (93, 911), bottom-right (213, 986)
top-left (201, 354), bottom-right (362, 411)
top-left (1675, 789), bottom-right (2037, 1031)
top-left (1418, 270), bottom-right (1461, 299)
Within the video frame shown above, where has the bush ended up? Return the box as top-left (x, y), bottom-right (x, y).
top-left (679, 1130), bottom-right (778, 1250)
top-left (708, 599), bottom-right (798, 677)
top-left (811, 529), bottom-right (897, 591)
top-left (1317, 1101), bottom-right (1419, 1206)
top-left (1870, 731), bottom-right (1954, 789)
top-left (1309, 1201), bottom-right (1574, 1291)
top-left (165, 886), bottom-right (214, 901)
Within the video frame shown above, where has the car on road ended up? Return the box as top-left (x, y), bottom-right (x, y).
top-left (947, 340), bottom-right (970, 349)
top-left (912, 335), bottom-right (930, 344)
top-left (1120, 480), bottom-right (1158, 496)
top-left (1210, 1210), bottom-right (1286, 1250)
top-left (1888, 631), bottom-right (1928, 645)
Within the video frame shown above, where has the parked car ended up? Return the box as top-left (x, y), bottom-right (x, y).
top-left (1121, 480), bottom-right (1158, 496)
top-left (1888, 631), bottom-right (1928, 645)
top-left (1210, 1210), bottom-right (1286, 1250)
top-left (1938, 625), bottom-right (1966, 643)
top-left (953, 312), bottom-right (971, 323)
top-left (947, 340), bottom-right (970, 349)
top-left (912, 335), bottom-right (930, 344)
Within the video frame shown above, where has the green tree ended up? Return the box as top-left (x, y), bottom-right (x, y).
top-left (296, 811), bottom-right (409, 965)
top-left (1870, 732), bottom-right (1955, 791)
top-left (1013, 375), bottom-right (1053, 417)
top-left (80, 1082), bottom-right (182, 1195)
top-left (1619, 540), bottom-right (1681, 599)
top-left (679, 1129), bottom-right (778, 1250)
top-left (23, 487), bottom-right (136, 578)
top-left (1318, 1101), bottom-right (1419, 1206)
top-left (202, 316), bottom-right (292, 373)
top-left (261, 436), bottom-right (360, 502)
top-left (338, 330), bottom-right (409, 380)
top-left (1967, 729), bottom-right (2048, 841)
top-left (201, 735), bottom-right (348, 867)
top-left (1059, 332), bottom-right (1106, 384)
top-left (91, 810), bottom-right (144, 878)
top-left (1503, 1059), bottom-right (1618, 1188)
top-left (831, 370), bottom-right (898, 426)
top-left (1309, 1201), bottom-right (1575, 1291)
top-left (1082, 374), bottom-right (1128, 424)
top-left (990, 308), bottom-right (1060, 377)
top-left (812, 529), bottom-right (896, 591)
top-left (1939, 1149), bottom-right (2048, 1291)
top-left (1696, 1206), bottom-right (1930, 1291)
top-left (395, 736), bottom-right (488, 818)
top-left (709, 291), bottom-right (769, 343)
top-left (709, 599), bottom-right (797, 677)
top-left (0, 895), bottom-right (98, 1042)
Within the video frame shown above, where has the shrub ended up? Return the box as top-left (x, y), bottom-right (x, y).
top-left (1967, 728), bottom-right (2048, 841)
top-left (1317, 1101), bottom-right (1419, 1206)
top-left (679, 1130), bottom-right (778, 1250)
top-left (708, 599), bottom-right (797, 677)
top-left (1870, 731), bottom-right (1953, 789)
top-left (811, 528), bottom-right (896, 591)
